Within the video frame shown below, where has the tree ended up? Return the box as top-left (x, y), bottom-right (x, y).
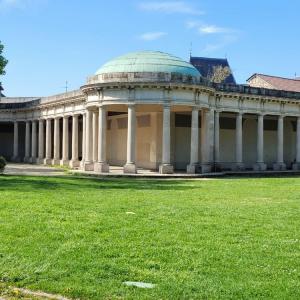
top-left (0, 41), bottom-right (8, 76)
top-left (209, 65), bottom-right (231, 84)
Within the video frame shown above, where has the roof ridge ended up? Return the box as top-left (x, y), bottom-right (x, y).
top-left (191, 56), bottom-right (228, 61)
top-left (253, 73), bottom-right (300, 82)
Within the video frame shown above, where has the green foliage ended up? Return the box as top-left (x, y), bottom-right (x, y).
top-left (0, 41), bottom-right (8, 76)
top-left (0, 176), bottom-right (300, 299)
top-left (0, 156), bottom-right (6, 173)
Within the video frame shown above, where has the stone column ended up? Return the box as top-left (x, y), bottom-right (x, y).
top-left (44, 119), bottom-right (52, 164)
top-left (52, 117), bottom-right (60, 165)
top-left (80, 113), bottom-right (86, 168)
top-left (187, 107), bottom-right (199, 174)
top-left (253, 114), bottom-right (267, 171)
top-left (273, 115), bottom-right (286, 170)
top-left (200, 109), bottom-right (213, 173)
top-left (95, 106), bottom-right (109, 173)
top-left (61, 116), bottom-right (69, 166)
top-left (30, 120), bottom-right (37, 163)
top-left (293, 117), bottom-right (300, 170)
top-left (84, 109), bottom-right (94, 171)
top-left (37, 120), bottom-right (44, 164)
top-left (70, 114), bottom-right (80, 168)
top-left (159, 105), bottom-right (174, 174)
top-left (24, 121), bottom-right (31, 162)
top-left (92, 111), bottom-right (99, 162)
top-left (124, 104), bottom-right (137, 173)
top-left (232, 113), bottom-right (244, 170)
top-left (214, 111), bottom-right (220, 167)
top-left (12, 121), bottom-right (20, 162)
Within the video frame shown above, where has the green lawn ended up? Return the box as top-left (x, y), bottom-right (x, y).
top-left (0, 175), bottom-right (300, 299)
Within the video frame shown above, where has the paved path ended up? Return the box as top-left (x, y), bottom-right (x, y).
top-left (3, 163), bottom-right (300, 179)
top-left (4, 163), bottom-right (66, 176)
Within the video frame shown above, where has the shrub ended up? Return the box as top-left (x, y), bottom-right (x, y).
top-left (0, 156), bottom-right (6, 173)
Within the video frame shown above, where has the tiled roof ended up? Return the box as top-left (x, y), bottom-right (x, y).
top-left (248, 74), bottom-right (300, 93)
top-left (190, 56), bottom-right (236, 84)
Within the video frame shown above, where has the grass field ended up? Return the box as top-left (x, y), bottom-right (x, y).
top-left (0, 175), bottom-right (300, 299)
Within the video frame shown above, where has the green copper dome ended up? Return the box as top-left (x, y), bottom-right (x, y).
top-left (96, 51), bottom-right (201, 78)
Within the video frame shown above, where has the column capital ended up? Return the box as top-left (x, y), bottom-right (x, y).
top-left (191, 105), bottom-right (201, 111)
top-left (162, 103), bottom-right (171, 109)
top-left (127, 102), bottom-right (136, 108)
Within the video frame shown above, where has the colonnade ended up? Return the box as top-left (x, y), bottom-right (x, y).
top-left (13, 114), bottom-right (82, 168)
top-left (212, 112), bottom-right (300, 172)
top-left (10, 105), bottom-right (300, 174)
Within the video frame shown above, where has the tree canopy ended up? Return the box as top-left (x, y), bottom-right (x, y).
top-left (0, 41), bottom-right (8, 76)
top-left (209, 65), bottom-right (231, 84)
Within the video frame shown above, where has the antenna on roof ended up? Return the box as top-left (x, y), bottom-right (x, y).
top-left (189, 42), bottom-right (193, 59)
top-left (63, 81), bottom-right (68, 93)
top-left (295, 72), bottom-right (297, 79)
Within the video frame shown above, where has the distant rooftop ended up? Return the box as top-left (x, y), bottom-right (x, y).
top-left (247, 73), bottom-right (300, 93)
top-left (190, 56), bottom-right (236, 84)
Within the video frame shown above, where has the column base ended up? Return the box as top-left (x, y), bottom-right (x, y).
top-left (52, 159), bottom-right (60, 165)
top-left (273, 162), bottom-right (286, 171)
top-left (200, 163), bottom-right (212, 174)
top-left (84, 161), bottom-right (94, 171)
top-left (44, 158), bottom-right (52, 165)
top-left (80, 160), bottom-right (85, 169)
top-left (69, 160), bottom-right (81, 169)
top-left (29, 157), bottom-right (37, 164)
top-left (159, 164), bottom-right (174, 174)
top-left (60, 160), bottom-right (70, 167)
top-left (36, 158), bottom-right (44, 164)
top-left (292, 163), bottom-right (300, 170)
top-left (94, 162), bottom-right (109, 173)
top-left (24, 157), bottom-right (30, 163)
top-left (124, 163), bottom-right (137, 174)
top-left (231, 162), bottom-right (245, 171)
top-left (253, 162), bottom-right (267, 171)
top-left (11, 156), bottom-right (21, 162)
top-left (186, 163), bottom-right (199, 174)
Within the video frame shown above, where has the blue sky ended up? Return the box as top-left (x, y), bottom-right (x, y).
top-left (0, 0), bottom-right (299, 96)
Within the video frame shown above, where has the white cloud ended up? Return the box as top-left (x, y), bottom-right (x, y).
top-left (139, 32), bottom-right (167, 41)
top-left (0, 0), bottom-right (25, 8)
top-left (202, 35), bottom-right (238, 53)
top-left (199, 25), bottom-right (230, 34)
top-left (186, 21), bottom-right (233, 35)
top-left (186, 20), bottom-right (200, 29)
top-left (0, 0), bottom-right (43, 10)
top-left (139, 1), bottom-right (204, 15)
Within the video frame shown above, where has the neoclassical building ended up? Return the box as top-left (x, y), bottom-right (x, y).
top-left (1, 50), bottom-right (300, 174)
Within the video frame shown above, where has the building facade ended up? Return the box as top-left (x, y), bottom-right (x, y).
top-left (1, 51), bottom-right (300, 174)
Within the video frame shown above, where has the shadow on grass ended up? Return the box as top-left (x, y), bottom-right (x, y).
top-left (0, 175), bottom-right (198, 192)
